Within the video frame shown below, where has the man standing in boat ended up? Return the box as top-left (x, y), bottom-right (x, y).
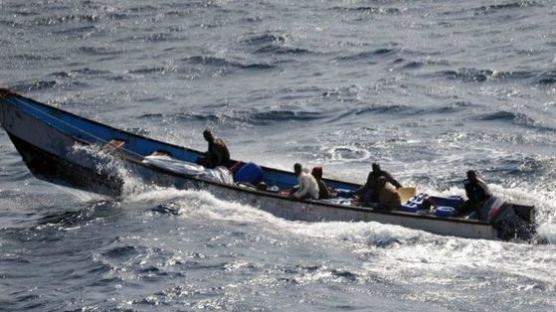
top-left (197, 129), bottom-right (230, 168)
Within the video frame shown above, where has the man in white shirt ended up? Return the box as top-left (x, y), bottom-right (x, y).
top-left (291, 163), bottom-right (319, 200)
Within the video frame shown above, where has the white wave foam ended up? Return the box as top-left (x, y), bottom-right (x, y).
top-left (118, 184), bottom-right (428, 243)
top-left (537, 223), bottom-right (556, 244)
top-left (71, 143), bottom-right (157, 197)
top-left (52, 184), bottom-right (108, 202)
top-left (120, 181), bottom-right (556, 246)
top-left (117, 184), bottom-right (556, 292)
top-left (318, 145), bottom-right (372, 163)
top-left (121, 187), bottom-right (191, 204)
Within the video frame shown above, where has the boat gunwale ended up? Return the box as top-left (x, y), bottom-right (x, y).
top-left (1, 90), bottom-right (359, 186)
top-left (0, 90), bottom-right (513, 227)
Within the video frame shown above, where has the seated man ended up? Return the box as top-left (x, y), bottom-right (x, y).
top-left (457, 170), bottom-right (492, 217)
top-left (354, 163), bottom-right (402, 203)
top-left (291, 163), bottom-right (319, 200)
top-left (311, 167), bottom-right (336, 200)
top-left (197, 129), bottom-right (230, 169)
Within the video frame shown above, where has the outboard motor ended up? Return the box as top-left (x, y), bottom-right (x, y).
top-left (480, 196), bottom-right (536, 240)
top-left (478, 196), bottom-right (504, 222)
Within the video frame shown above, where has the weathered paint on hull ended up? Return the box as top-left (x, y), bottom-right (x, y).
top-left (8, 133), bottom-right (123, 197)
top-left (1, 98), bottom-right (122, 196)
top-left (197, 183), bottom-right (499, 239)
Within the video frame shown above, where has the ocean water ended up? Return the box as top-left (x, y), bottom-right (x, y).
top-left (1, 0), bottom-right (556, 311)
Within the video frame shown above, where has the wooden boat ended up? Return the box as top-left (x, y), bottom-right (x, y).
top-left (0, 89), bottom-right (535, 241)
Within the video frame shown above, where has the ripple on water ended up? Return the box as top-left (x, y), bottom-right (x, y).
top-left (182, 55), bottom-right (275, 70)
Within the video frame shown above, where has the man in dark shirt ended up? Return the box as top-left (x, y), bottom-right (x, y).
top-left (457, 170), bottom-right (492, 216)
top-left (197, 130), bottom-right (230, 168)
top-left (311, 167), bottom-right (336, 199)
top-left (354, 163), bottom-right (402, 203)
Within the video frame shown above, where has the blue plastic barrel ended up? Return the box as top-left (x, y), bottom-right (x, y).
top-left (233, 162), bottom-right (264, 185)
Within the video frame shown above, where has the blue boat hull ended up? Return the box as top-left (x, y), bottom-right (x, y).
top-left (7, 133), bottom-right (123, 196)
top-left (0, 89), bottom-right (536, 241)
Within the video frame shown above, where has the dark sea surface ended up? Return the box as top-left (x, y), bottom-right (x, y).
top-left (1, 0), bottom-right (556, 311)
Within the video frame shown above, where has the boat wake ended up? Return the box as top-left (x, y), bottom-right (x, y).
top-left (117, 173), bottom-right (556, 244)
top-left (111, 183), bottom-right (556, 296)
top-left (61, 143), bottom-right (556, 246)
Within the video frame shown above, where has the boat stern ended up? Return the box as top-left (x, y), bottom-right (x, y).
top-left (491, 203), bottom-right (537, 241)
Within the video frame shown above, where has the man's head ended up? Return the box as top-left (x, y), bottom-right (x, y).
top-left (203, 129), bottom-right (214, 142)
top-left (294, 163), bottom-right (302, 176)
top-left (467, 170), bottom-right (477, 182)
top-left (372, 163), bottom-right (381, 173)
top-left (311, 167), bottom-right (323, 180)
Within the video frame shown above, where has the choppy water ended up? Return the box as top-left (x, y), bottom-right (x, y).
top-left (1, 0), bottom-right (556, 311)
